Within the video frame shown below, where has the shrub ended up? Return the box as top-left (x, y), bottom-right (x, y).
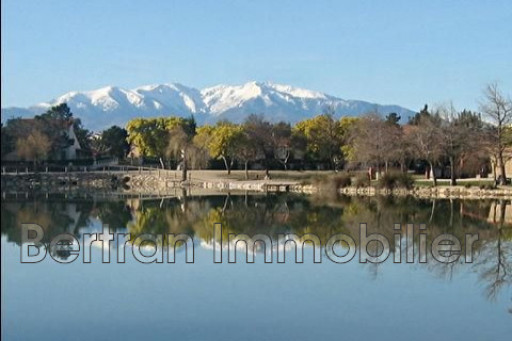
top-left (378, 172), bottom-right (414, 190)
top-left (396, 173), bottom-right (414, 189)
top-left (312, 173), bottom-right (352, 199)
top-left (332, 173), bottom-right (352, 189)
top-left (354, 174), bottom-right (370, 188)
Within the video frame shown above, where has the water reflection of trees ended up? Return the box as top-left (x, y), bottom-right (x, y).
top-left (1, 195), bottom-right (132, 244)
top-left (2, 193), bottom-right (511, 311)
top-left (3, 193), bottom-right (511, 251)
top-left (474, 200), bottom-right (512, 307)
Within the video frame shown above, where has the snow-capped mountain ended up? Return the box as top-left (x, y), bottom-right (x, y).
top-left (1, 81), bottom-right (415, 131)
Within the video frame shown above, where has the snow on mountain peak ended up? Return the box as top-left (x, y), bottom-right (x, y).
top-left (266, 82), bottom-right (328, 100)
top-left (1, 81), bottom-right (415, 131)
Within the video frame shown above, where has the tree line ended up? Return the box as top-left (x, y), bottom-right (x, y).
top-left (2, 83), bottom-right (511, 185)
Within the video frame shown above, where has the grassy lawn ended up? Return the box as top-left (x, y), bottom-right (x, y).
top-left (184, 170), bottom-right (512, 190)
top-left (414, 178), bottom-right (495, 187)
top-left (187, 170), bottom-right (330, 182)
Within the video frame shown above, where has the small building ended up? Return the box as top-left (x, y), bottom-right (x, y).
top-left (60, 121), bottom-right (83, 160)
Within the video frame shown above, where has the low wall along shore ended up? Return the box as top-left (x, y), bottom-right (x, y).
top-left (336, 185), bottom-right (512, 200)
top-left (2, 169), bottom-right (512, 200)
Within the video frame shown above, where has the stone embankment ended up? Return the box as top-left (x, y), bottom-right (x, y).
top-left (3, 169), bottom-right (512, 199)
top-left (336, 186), bottom-right (512, 200)
top-left (0, 169), bottom-right (183, 192)
top-left (200, 179), bottom-right (298, 192)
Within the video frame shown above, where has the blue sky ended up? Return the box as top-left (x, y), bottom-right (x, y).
top-left (2, 0), bottom-right (511, 111)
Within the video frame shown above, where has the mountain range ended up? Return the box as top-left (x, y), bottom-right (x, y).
top-left (1, 81), bottom-right (416, 131)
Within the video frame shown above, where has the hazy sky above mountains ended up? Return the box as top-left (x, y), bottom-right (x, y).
top-left (2, 0), bottom-right (511, 111)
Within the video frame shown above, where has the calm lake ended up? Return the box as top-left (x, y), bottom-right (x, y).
top-left (2, 193), bottom-right (511, 340)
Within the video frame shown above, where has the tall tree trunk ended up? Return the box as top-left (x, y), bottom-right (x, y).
top-left (180, 188), bottom-right (188, 209)
top-left (429, 161), bottom-right (437, 186)
top-left (429, 199), bottom-right (436, 223)
top-left (282, 160), bottom-right (288, 171)
top-left (222, 156), bottom-right (231, 175)
top-left (449, 156), bottom-right (456, 186)
top-left (244, 161), bottom-right (249, 180)
top-left (264, 157), bottom-right (270, 178)
top-left (498, 152), bottom-right (507, 185)
top-left (449, 199), bottom-right (454, 227)
top-left (222, 194), bottom-right (229, 215)
top-left (401, 154), bottom-right (408, 173)
top-left (492, 160), bottom-right (497, 183)
top-left (181, 152), bottom-right (187, 182)
top-left (499, 199), bottom-right (506, 226)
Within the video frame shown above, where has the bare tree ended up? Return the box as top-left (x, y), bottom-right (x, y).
top-left (407, 113), bottom-right (443, 186)
top-left (436, 104), bottom-right (478, 186)
top-left (243, 114), bottom-right (274, 178)
top-left (475, 200), bottom-right (512, 302)
top-left (480, 83), bottom-right (512, 185)
top-left (351, 113), bottom-right (400, 177)
top-left (455, 110), bottom-right (488, 181)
